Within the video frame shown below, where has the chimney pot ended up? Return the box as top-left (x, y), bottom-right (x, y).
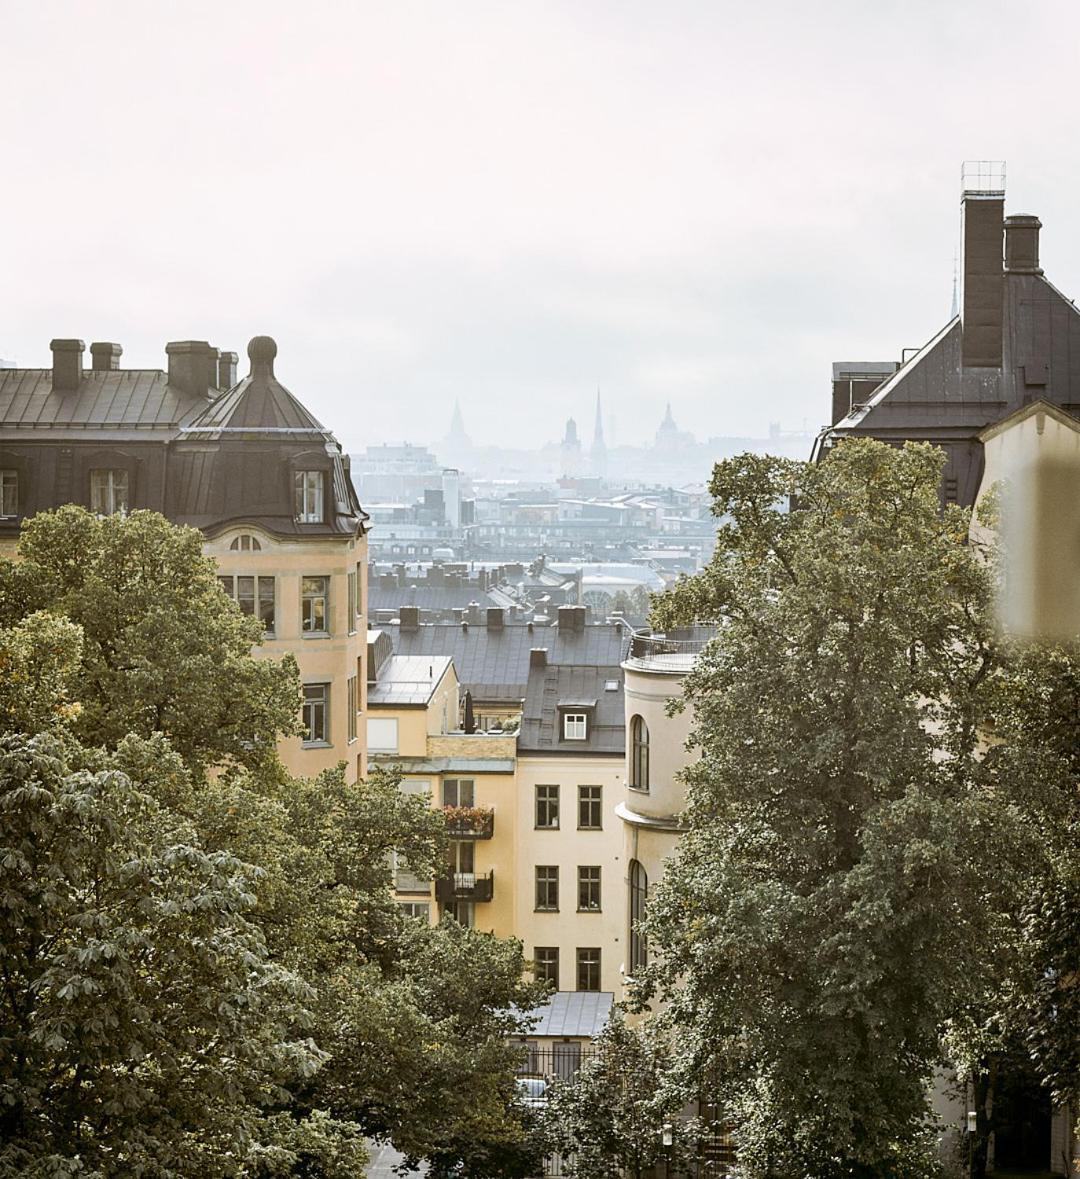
top-left (1005, 214), bottom-right (1043, 275)
top-left (166, 340), bottom-right (217, 398)
top-left (218, 350), bottom-right (239, 389)
top-left (89, 341), bottom-right (122, 372)
top-left (530, 647), bottom-right (548, 668)
top-left (50, 339), bottom-right (85, 392)
top-left (487, 607), bottom-right (504, 630)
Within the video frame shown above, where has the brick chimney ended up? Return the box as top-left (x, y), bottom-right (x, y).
top-left (400, 605), bottom-right (420, 633)
top-left (166, 340), bottom-right (217, 398)
top-left (50, 339), bottom-right (85, 391)
top-left (1005, 214), bottom-right (1043, 275)
top-left (530, 647), bottom-right (548, 667)
top-left (961, 190), bottom-right (1004, 368)
top-left (218, 350), bottom-right (238, 389)
top-left (90, 342), bottom-right (122, 371)
top-left (487, 607), bottom-right (504, 630)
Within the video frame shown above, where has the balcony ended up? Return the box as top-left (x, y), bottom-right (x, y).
top-left (623, 630), bottom-right (715, 673)
top-left (442, 805), bottom-right (495, 839)
top-left (436, 871), bottom-right (494, 903)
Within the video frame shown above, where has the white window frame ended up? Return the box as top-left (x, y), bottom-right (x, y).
top-left (90, 468), bottom-right (129, 515)
top-left (302, 682), bottom-right (330, 746)
top-left (563, 712), bottom-right (588, 741)
top-left (294, 470), bottom-right (325, 523)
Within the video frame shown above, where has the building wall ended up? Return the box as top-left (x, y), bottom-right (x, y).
top-left (515, 753), bottom-right (625, 993)
top-left (206, 527), bottom-right (368, 782)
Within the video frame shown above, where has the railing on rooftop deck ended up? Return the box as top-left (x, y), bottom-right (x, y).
top-left (624, 631), bottom-right (714, 672)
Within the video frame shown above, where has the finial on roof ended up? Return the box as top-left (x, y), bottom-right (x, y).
top-left (247, 335), bottom-right (277, 373)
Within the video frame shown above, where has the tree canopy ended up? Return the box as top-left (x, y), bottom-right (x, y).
top-left (643, 440), bottom-right (1076, 1178)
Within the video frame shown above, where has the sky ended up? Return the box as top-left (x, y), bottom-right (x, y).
top-left (5, 0), bottom-right (1080, 453)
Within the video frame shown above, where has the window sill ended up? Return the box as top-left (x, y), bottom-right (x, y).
top-left (577, 908), bottom-right (602, 914)
top-left (577, 826), bottom-right (602, 832)
top-left (301, 631), bottom-right (331, 639)
top-left (301, 741), bottom-right (333, 750)
top-left (534, 908), bottom-right (559, 914)
top-left (534, 825), bottom-right (560, 831)
top-left (628, 785), bottom-right (650, 794)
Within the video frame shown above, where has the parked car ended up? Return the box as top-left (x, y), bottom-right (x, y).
top-left (516, 1075), bottom-right (548, 1108)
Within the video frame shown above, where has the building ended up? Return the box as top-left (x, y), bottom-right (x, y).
top-left (0, 335), bottom-right (369, 780)
top-left (820, 162), bottom-right (1080, 511)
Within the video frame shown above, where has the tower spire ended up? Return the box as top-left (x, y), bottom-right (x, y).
top-left (590, 387), bottom-right (608, 476)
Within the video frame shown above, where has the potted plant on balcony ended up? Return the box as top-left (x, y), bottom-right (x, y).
top-left (442, 804), bottom-right (495, 836)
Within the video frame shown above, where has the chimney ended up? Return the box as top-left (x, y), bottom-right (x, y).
top-left (487, 607), bottom-right (504, 630)
top-left (557, 605), bottom-right (585, 632)
top-left (961, 184), bottom-right (1005, 368)
top-left (530, 647), bottom-right (548, 668)
top-left (50, 339), bottom-right (85, 391)
top-left (218, 350), bottom-right (239, 389)
top-left (90, 342), bottom-right (122, 372)
top-left (400, 605), bottom-right (420, 633)
top-left (467, 601), bottom-right (482, 625)
top-left (166, 340), bottom-right (217, 398)
top-left (1005, 214), bottom-right (1043, 275)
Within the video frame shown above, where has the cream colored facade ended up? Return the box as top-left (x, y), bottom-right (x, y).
top-left (206, 528), bottom-right (368, 782)
top-left (515, 753), bottom-right (625, 993)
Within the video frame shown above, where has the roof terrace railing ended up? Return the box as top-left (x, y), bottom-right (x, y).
top-left (624, 631), bottom-right (714, 672)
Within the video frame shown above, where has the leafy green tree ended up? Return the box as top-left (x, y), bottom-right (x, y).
top-left (644, 441), bottom-right (1044, 1178)
top-left (0, 506), bottom-right (301, 773)
top-left (544, 1015), bottom-right (697, 1179)
top-left (0, 730), bottom-right (363, 1177)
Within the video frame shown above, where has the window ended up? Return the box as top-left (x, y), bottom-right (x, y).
top-left (629, 860), bottom-right (648, 973)
top-left (367, 717), bottom-right (398, 753)
top-left (347, 676), bottom-right (357, 743)
top-left (535, 866), bottom-right (559, 912)
top-left (0, 470), bottom-right (17, 518)
top-left (444, 901), bottom-right (474, 928)
top-left (229, 534), bottom-right (262, 551)
top-left (534, 947), bottom-right (559, 989)
top-left (393, 850), bottom-right (431, 894)
top-left (90, 468), bottom-right (128, 515)
top-left (576, 947), bottom-right (601, 992)
top-left (219, 575), bottom-right (276, 633)
top-left (347, 570), bottom-right (357, 633)
top-left (355, 561), bottom-right (364, 620)
top-left (294, 470), bottom-right (324, 523)
top-left (535, 784), bottom-right (560, 829)
top-left (563, 712), bottom-right (588, 741)
top-left (630, 715), bottom-right (650, 791)
top-left (302, 576), bottom-right (329, 633)
top-left (577, 866), bottom-right (601, 912)
top-left (398, 901), bottom-right (430, 922)
top-left (302, 683), bottom-right (330, 745)
top-left (578, 785), bottom-right (602, 830)
top-left (443, 779), bottom-right (475, 807)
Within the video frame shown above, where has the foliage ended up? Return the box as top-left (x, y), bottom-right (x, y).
top-left (642, 440), bottom-right (1049, 1178)
top-left (544, 1016), bottom-right (697, 1179)
top-left (1, 506), bottom-right (301, 773)
top-left (0, 610), bottom-right (83, 734)
top-left (0, 730), bottom-right (330, 1177)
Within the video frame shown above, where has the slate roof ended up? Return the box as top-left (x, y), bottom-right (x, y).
top-left (388, 622), bottom-right (630, 705)
top-left (180, 361), bottom-right (329, 438)
top-left (520, 991), bottom-right (614, 1038)
top-left (0, 368), bottom-right (204, 434)
top-left (517, 663), bottom-right (625, 755)
top-left (369, 584), bottom-right (507, 615)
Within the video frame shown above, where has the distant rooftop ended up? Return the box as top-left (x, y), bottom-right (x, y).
top-left (367, 654), bottom-right (453, 707)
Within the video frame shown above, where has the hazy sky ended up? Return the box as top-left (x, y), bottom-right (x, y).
top-left (5, 0), bottom-right (1080, 453)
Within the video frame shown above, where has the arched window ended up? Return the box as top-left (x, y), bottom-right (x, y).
top-left (629, 860), bottom-right (648, 973)
top-left (230, 534), bottom-right (262, 551)
top-left (630, 715), bottom-right (649, 791)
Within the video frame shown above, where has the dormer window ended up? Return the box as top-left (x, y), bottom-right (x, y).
top-left (90, 469), bottom-right (129, 516)
top-left (294, 471), bottom-right (324, 523)
top-left (229, 534), bottom-right (262, 552)
top-left (563, 712), bottom-right (588, 741)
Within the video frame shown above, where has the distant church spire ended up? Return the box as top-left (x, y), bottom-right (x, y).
top-left (449, 399), bottom-right (466, 440)
top-left (590, 388), bottom-right (607, 477)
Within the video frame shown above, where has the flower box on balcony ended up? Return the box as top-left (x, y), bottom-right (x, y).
top-left (442, 805), bottom-right (495, 839)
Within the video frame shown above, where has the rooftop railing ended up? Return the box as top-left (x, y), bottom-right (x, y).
top-left (624, 631), bottom-right (714, 672)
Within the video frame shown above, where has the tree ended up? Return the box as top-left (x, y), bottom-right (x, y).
top-left (0, 730), bottom-right (363, 1177)
top-left (643, 441), bottom-right (1044, 1178)
top-left (0, 506), bottom-right (301, 774)
top-left (544, 1016), bottom-right (697, 1179)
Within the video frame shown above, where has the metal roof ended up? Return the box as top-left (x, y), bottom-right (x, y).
top-left (521, 991), bottom-right (614, 1038)
top-left (517, 664), bottom-right (625, 755)
top-left (367, 655), bottom-right (454, 706)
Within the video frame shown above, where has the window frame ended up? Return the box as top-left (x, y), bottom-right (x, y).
top-left (577, 865), bottom-right (601, 913)
top-left (535, 783), bottom-right (560, 829)
top-left (347, 675), bottom-right (357, 743)
top-left (367, 716), bottom-right (398, 753)
top-left (576, 947), bottom-right (601, 992)
top-left (89, 467), bottom-right (129, 516)
top-left (347, 569), bottom-right (358, 634)
top-left (301, 575), bottom-right (330, 635)
top-left (535, 865), bottom-right (559, 912)
top-left (578, 784), bottom-right (602, 830)
top-left (302, 682), bottom-right (330, 747)
top-left (630, 714), bottom-right (650, 791)
top-left (294, 469), bottom-right (325, 524)
top-left (218, 574), bottom-right (276, 635)
top-left (629, 859), bottom-right (648, 974)
top-left (563, 712), bottom-right (588, 741)
top-left (0, 469), bottom-right (17, 518)
top-left (534, 946), bottom-right (559, 989)
top-left (443, 778), bottom-right (475, 808)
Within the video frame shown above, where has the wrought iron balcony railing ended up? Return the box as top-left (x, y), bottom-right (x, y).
top-left (435, 870), bottom-right (494, 903)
